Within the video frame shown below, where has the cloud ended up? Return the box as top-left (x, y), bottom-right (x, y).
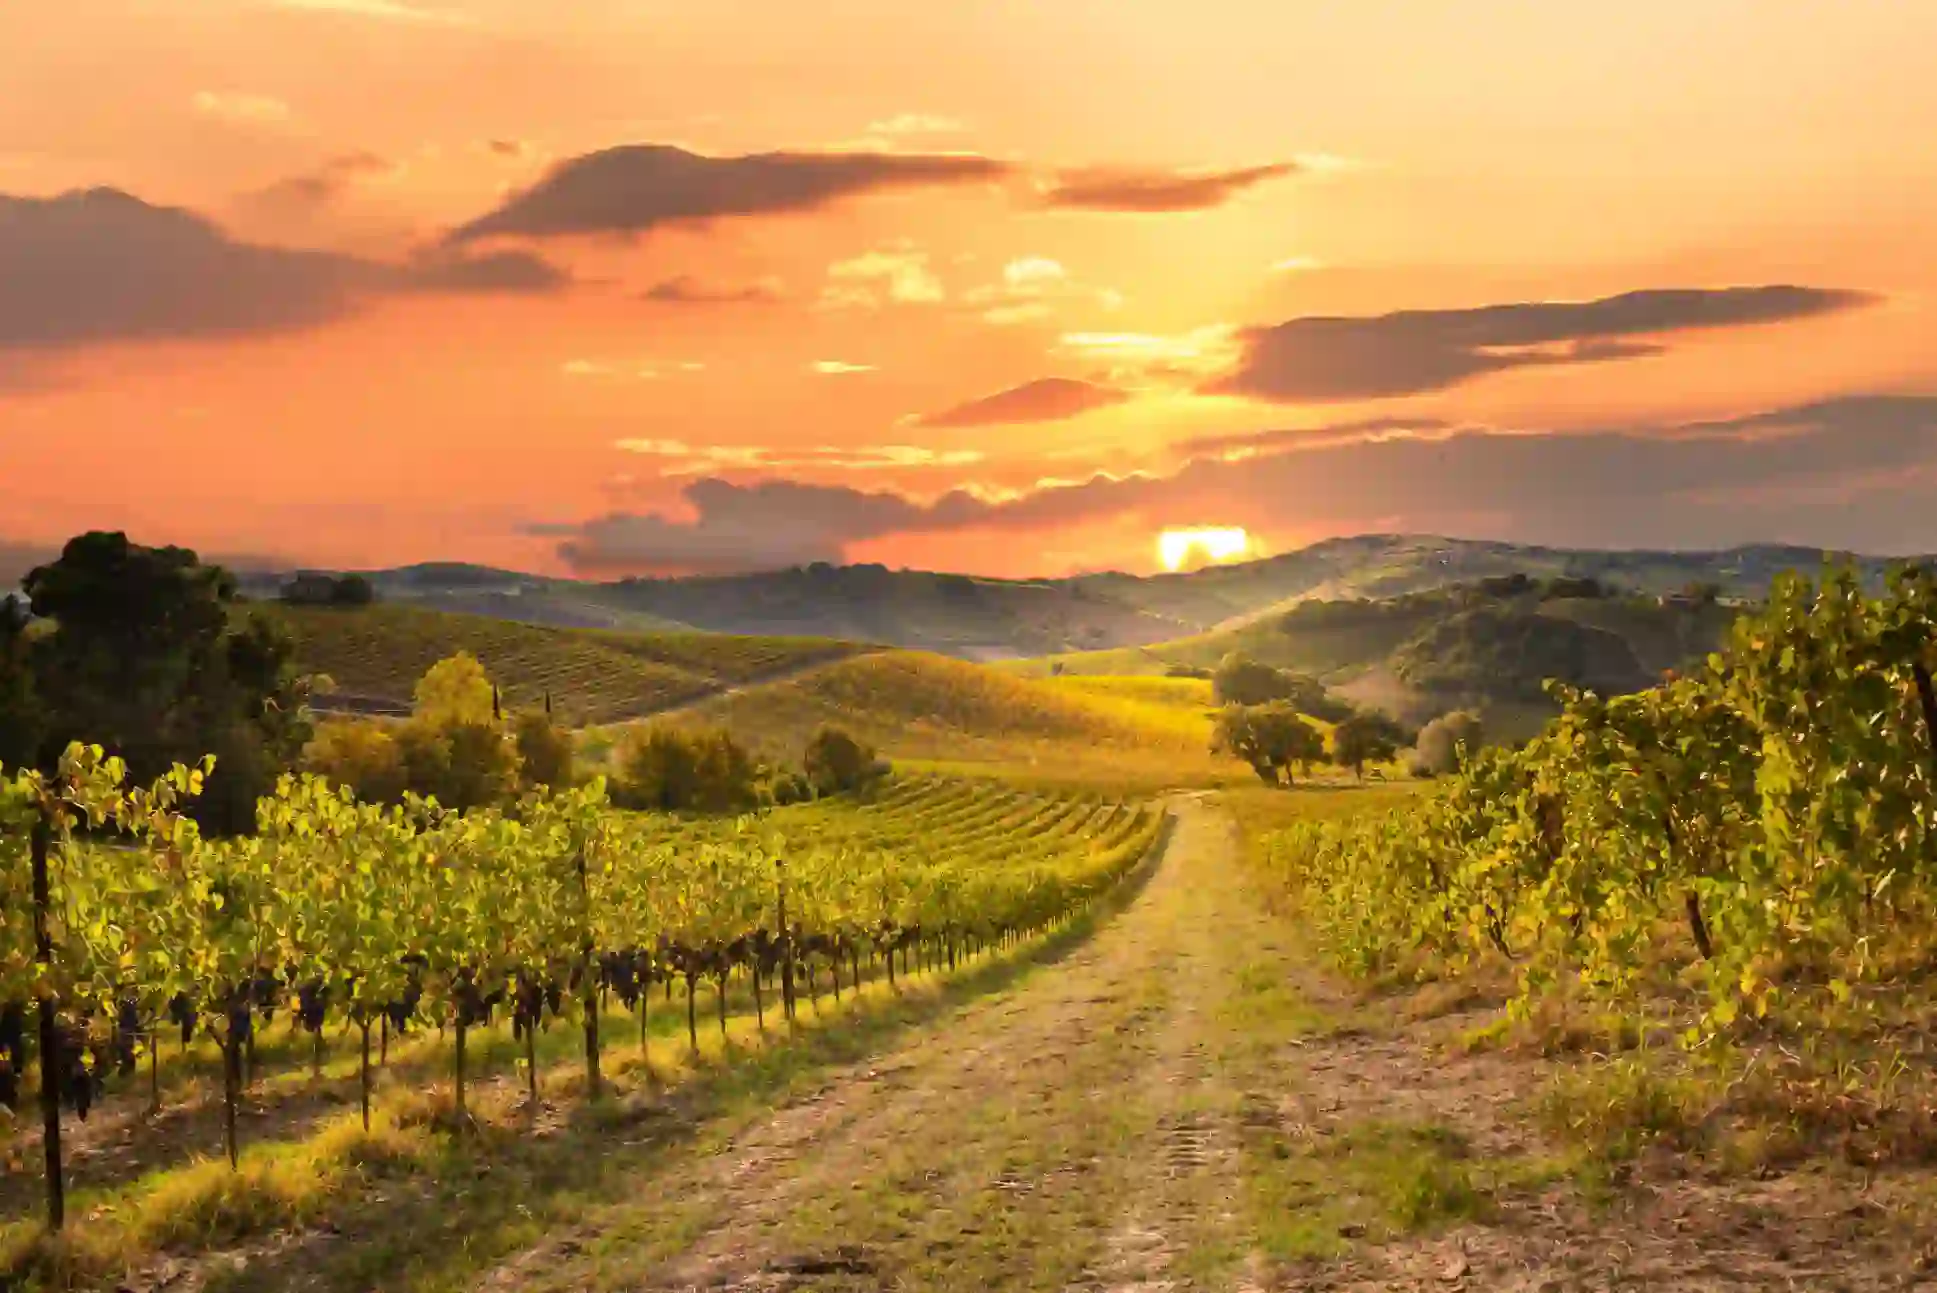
top-left (811, 360), bottom-right (875, 374)
top-left (865, 114), bottom-right (967, 136)
top-left (1207, 285), bottom-right (1876, 402)
top-left (1179, 416), bottom-right (1456, 459)
top-left (1268, 255), bottom-right (1326, 274)
top-left (239, 151), bottom-right (395, 218)
top-left (0, 187), bottom-right (568, 357)
top-left (641, 274), bottom-right (784, 305)
top-left (532, 477), bottom-right (990, 575)
top-left (959, 256), bottom-right (1121, 326)
top-left (614, 440), bottom-right (983, 476)
top-left (916, 377), bottom-right (1130, 428)
top-left (191, 91), bottom-right (292, 125)
top-left (485, 139), bottom-right (530, 158)
top-left (445, 144), bottom-right (1013, 243)
top-left (399, 247), bottom-right (571, 293)
top-left (1058, 325), bottom-right (1239, 381)
top-left (534, 394), bottom-right (1937, 574)
top-left (1039, 163), bottom-right (1297, 212)
top-left (819, 247), bottom-right (943, 308)
top-left (266, 0), bottom-right (474, 24)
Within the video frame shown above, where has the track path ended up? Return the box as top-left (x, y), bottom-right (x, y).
top-left (462, 794), bottom-right (1277, 1292)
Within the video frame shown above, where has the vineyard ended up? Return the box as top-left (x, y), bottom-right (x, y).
top-left (270, 603), bottom-right (868, 725)
top-left (1260, 567), bottom-right (1937, 1151)
top-left (0, 762), bottom-right (1164, 1279)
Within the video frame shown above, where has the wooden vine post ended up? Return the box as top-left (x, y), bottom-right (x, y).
top-left (776, 858), bottom-right (796, 1024)
top-left (30, 810), bottom-right (64, 1230)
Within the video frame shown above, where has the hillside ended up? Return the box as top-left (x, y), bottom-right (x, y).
top-left (268, 603), bottom-right (867, 726)
top-left (1008, 576), bottom-right (1743, 739)
top-left (633, 652), bottom-right (1244, 792)
top-left (227, 535), bottom-right (1928, 662)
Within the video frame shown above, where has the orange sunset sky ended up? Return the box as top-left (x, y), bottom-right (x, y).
top-left (3, 1), bottom-right (1936, 579)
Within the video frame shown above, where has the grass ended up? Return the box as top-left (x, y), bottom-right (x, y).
top-left (268, 603), bottom-right (866, 725)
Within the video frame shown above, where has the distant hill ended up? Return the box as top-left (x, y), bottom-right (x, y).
top-left (235, 534), bottom-right (1929, 664)
top-left (1009, 574), bottom-right (1747, 741)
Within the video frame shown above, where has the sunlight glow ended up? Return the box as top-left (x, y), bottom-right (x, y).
top-left (1158, 526), bottom-right (1252, 571)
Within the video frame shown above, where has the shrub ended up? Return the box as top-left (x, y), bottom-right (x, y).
top-left (803, 725), bottom-right (885, 796)
top-left (512, 708), bottom-right (575, 791)
top-left (1412, 710), bottom-right (1484, 777)
top-left (612, 723), bottom-right (759, 812)
top-left (303, 718), bottom-right (408, 804)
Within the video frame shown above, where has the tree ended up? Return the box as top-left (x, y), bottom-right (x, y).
top-left (804, 725), bottom-right (883, 796)
top-left (612, 724), bottom-right (759, 812)
top-left (0, 596), bottom-right (42, 769)
top-left (1412, 710), bottom-right (1484, 777)
top-left (413, 652), bottom-right (496, 728)
top-left (22, 532), bottom-right (311, 833)
top-left (331, 574), bottom-right (375, 606)
top-left (1213, 702), bottom-right (1325, 786)
top-left (1332, 712), bottom-right (1403, 780)
top-left (1212, 653), bottom-right (1292, 707)
top-left (513, 709), bottom-right (575, 792)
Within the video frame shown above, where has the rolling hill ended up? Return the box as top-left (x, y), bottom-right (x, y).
top-left (268, 603), bottom-right (868, 727)
top-left (231, 534), bottom-right (1929, 662)
top-left (1006, 575), bottom-right (1745, 740)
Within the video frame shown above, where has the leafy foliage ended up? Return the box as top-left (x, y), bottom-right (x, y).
top-left (612, 723), bottom-right (761, 812)
top-left (1411, 710), bottom-right (1484, 777)
top-left (1214, 703), bottom-right (1327, 786)
top-left (1259, 564), bottom-right (1937, 1036)
top-left (803, 726), bottom-right (885, 797)
top-left (1331, 712), bottom-right (1405, 778)
top-left (18, 533), bottom-right (312, 835)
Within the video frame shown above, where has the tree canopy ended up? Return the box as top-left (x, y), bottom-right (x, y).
top-left (16, 532), bottom-right (311, 833)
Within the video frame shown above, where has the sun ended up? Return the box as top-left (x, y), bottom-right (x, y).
top-left (1157, 526), bottom-right (1253, 572)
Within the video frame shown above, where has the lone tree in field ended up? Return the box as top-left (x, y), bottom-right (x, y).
top-left (1213, 702), bottom-right (1325, 786)
top-left (1331, 711), bottom-right (1404, 780)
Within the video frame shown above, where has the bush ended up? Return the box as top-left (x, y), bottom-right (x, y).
top-left (612, 723), bottom-right (760, 812)
top-left (303, 718), bottom-right (408, 804)
top-left (397, 719), bottom-right (521, 812)
top-left (512, 709), bottom-right (575, 791)
top-left (803, 725), bottom-right (885, 797)
top-left (1412, 710), bottom-right (1484, 777)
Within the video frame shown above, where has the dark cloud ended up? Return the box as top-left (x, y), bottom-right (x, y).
top-left (641, 274), bottom-right (784, 305)
top-left (446, 144), bottom-right (1013, 244)
top-left (0, 187), bottom-right (569, 359)
top-left (399, 247), bottom-right (572, 294)
top-left (531, 478), bottom-right (988, 576)
top-left (536, 394), bottom-right (1937, 573)
top-left (1205, 286), bottom-right (1875, 402)
top-left (916, 377), bottom-right (1129, 428)
top-left (1041, 163), bottom-right (1297, 212)
top-left (240, 151), bottom-right (394, 218)
top-left (486, 139), bottom-right (529, 158)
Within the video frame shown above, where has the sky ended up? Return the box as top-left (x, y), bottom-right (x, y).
top-left (3, 0), bottom-right (1937, 580)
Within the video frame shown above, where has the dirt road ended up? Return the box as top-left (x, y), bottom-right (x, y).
top-left (458, 796), bottom-right (1932, 1293)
